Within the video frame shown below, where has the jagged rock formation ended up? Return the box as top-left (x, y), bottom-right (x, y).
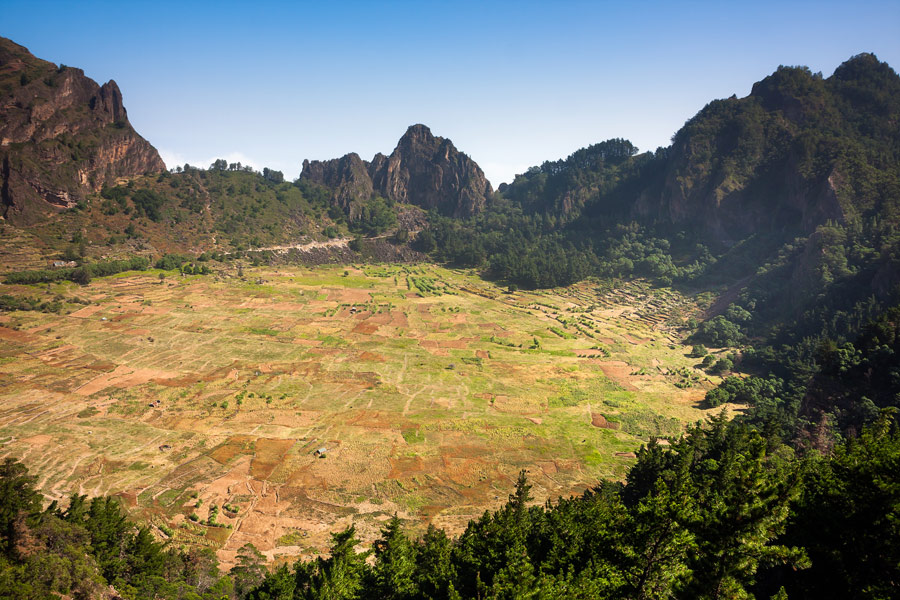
top-left (300, 124), bottom-right (492, 218)
top-left (0, 37), bottom-right (165, 225)
top-left (300, 152), bottom-right (375, 219)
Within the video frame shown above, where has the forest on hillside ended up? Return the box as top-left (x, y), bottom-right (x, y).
top-left (2, 412), bottom-right (897, 599)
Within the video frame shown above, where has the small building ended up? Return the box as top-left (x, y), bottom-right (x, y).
top-left (314, 447), bottom-right (327, 456)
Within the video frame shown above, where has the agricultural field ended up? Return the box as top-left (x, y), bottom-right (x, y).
top-left (0, 262), bottom-right (730, 567)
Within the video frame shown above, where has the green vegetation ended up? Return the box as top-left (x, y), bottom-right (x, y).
top-left (4, 256), bottom-right (150, 285)
top-left (0, 458), bottom-right (232, 599)
top-left (410, 53), bottom-right (900, 448)
top-left (1, 51), bottom-right (899, 599)
top-left (7, 411), bottom-right (894, 599)
top-left (0, 294), bottom-right (65, 313)
top-left (240, 415), bottom-right (900, 599)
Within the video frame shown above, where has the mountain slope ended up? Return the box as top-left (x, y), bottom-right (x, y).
top-left (499, 53), bottom-right (900, 249)
top-left (0, 37), bottom-right (165, 225)
top-left (636, 53), bottom-right (900, 244)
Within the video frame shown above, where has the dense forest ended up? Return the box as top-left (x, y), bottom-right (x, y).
top-left (3, 412), bottom-right (897, 599)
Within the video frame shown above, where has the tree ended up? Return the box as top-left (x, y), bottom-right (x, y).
top-left (675, 417), bottom-right (807, 599)
top-left (372, 516), bottom-right (417, 599)
top-left (82, 496), bottom-right (131, 582)
top-left (708, 357), bottom-right (734, 375)
top-left (619, 479), bottom-right (696, 599)
top-left (247, 563), bottom-right (295, 600)
top-left (0, 458), bottom-right (43, 558)
top-left (262, 168), bottom-right (284, 184)
top-left (351, 197), bottom-right (396, 236)
top-left (294, 527), bottom-right (369, 600)
top-left (71, 266), bottom-right (92, 285)
top-left (414, 525), bottom-right (457, 600)
top-left (783, 413), bottom-right (900, 598)
top-left (416, 230), bottom-right (437, 253)
top-left (393, 228), bottom-right (410, 244)
top-left (231, 543), bottom-right (267, 599)
top-left (692, 316), bottom-right (745, 347)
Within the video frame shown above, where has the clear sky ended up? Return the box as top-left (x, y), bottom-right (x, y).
top-left (3, 0), bottom-right (899, 185)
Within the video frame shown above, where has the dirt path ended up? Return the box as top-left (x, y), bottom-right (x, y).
top-left (226, 238), bottom-right (351, 255)
top-left (403, 384), bottom-right (427, 416)
top-left (705, 275), bottom-right (752, 318)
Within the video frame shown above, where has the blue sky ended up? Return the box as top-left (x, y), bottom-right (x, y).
top-left (3, 0), bottom-right (899, 185)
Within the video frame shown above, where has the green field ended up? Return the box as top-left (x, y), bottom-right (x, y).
top-left (0, 263), bottom-right (729, 566)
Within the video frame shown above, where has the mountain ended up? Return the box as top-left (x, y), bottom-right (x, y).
top-left (483, 52), bottom-right (900, 309)
top-left (500, 53), bottom-right (900, 248)
top-left (0, 37), bottom-right (165, 226)
top-left (0, 41), bottom-right (897, 600)
top-left (635, 53), bottom-right (900, 244)
top-left (300, 124), bottom-right (493, 218)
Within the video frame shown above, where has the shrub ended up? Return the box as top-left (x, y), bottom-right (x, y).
top-left (708, 358), bottom-right (734, 375)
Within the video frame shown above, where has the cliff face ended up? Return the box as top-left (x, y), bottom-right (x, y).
top-left (301, 153), bottom-right (374, 220)
top-left (0, 37), bottom-right (165, 225)
top-left (300, 124), bottom-right (492, 218)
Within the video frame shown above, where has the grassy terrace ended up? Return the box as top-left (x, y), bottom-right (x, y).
top-left (0, 263), bottom-right (729, 566)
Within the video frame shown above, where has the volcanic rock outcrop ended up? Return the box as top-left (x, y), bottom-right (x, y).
top-left (0, 37), bottom-right (165, 225)
top-left (300, 124), bottom-right (492, 218)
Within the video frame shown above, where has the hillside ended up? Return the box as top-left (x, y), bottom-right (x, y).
top-left (498, 53), bottom-right (900, 244)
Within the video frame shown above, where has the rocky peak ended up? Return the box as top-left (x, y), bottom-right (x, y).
top-left (301, 153), bottom-right (374, 217)
top-left (299, 124), bottom-right (492, 219)
top-left (380, 124), bottom-right (492, 216)
top-left (0, 37), bottom-right (165, 225)
top-left (98, 80), bottom-right (126, 123)
top-left (395, 124), bottom-right (437, 153)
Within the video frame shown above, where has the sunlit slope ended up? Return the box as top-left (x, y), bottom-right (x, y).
top-left (0, 264), bottom-right (724, 565)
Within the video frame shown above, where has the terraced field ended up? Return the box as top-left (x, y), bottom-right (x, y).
top-left (0, 263), bottom-right (730, 567)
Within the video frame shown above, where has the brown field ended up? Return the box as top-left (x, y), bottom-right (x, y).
top-left (0, 263), bottom-right (732, 567)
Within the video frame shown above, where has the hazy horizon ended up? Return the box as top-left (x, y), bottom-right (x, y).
top-left (3, 0), bottom-right (899, 186)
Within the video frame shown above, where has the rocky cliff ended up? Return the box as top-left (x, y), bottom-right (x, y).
top-left (0, 37), bottom-right (165, 225)
top-left (300, 124), bottom-right (492, 218)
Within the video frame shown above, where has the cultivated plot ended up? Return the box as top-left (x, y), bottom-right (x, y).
top-left (0, 264), bottom-right (725, 566)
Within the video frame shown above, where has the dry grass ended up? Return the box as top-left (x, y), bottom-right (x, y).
top-left (0, 264), bottom-right (721, 568)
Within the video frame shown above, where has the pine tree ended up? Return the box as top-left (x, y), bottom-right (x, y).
top-left (0, 458), bottom-right (42, 558)
top-left (372, 515), bottom-right (418, 599)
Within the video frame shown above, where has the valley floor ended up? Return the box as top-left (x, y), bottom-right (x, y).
top-left (0, 263), bottom-right (729, 567)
